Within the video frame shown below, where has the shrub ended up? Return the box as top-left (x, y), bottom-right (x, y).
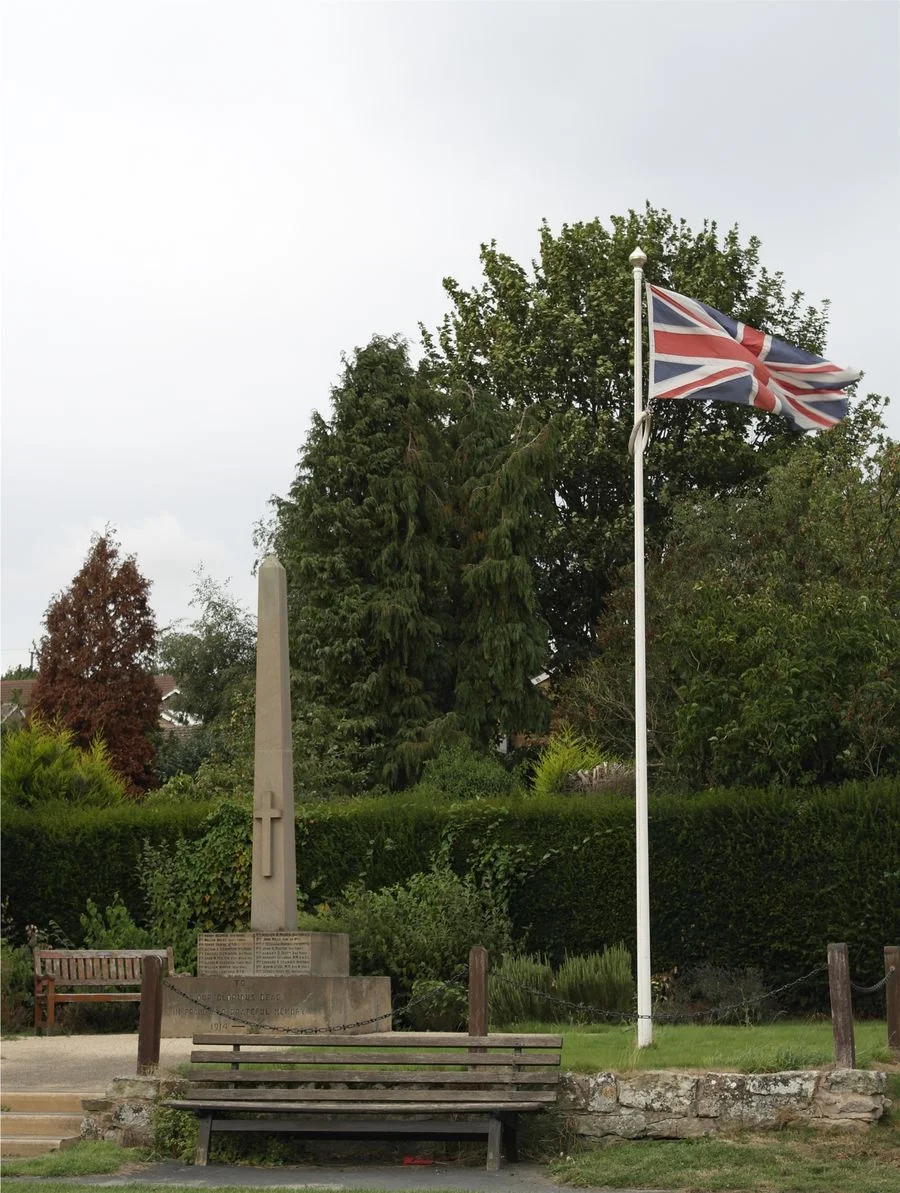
top-left (79, 895), bottom-right (155, 950)
top-left (333, 864), bottom-right (512, 1001)
top-left (489, 953), bottom-right (555, 1028)
top-left (530, 729), bottom-right (609, 798)
top-left (555, 946), bottom-right (635, 1021)
top-left (1, 719), bottom-right (127, 809)
top-left (1, 938), bottom-right (35, 1032)
top-left (140, 800), bottom-right (253, 972)
top-left (664, 964), bottom-right (775, 1025)
top-left (405, 977), bottom-right (468, 1031)
top-left (413, 743), bottom-right (524, 802)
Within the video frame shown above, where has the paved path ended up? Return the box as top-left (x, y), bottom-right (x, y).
top-left (0, 1033), bottom-right (194, 1092)
top-left (29, 1159), bottom-right (603, 1191)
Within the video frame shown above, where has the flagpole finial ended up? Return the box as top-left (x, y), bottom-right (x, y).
top-left (630, 246), bottom-right (647, 268)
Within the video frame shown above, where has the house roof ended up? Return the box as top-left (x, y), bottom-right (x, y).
top-left (1, 675), bottom-right (180, 710)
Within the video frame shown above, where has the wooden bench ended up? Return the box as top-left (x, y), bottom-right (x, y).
top-left (33, 948), bottom-right (175, 1029)
top-left (166, 1030), bottom-right (563, 1171)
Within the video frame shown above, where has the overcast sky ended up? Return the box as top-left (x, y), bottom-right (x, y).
top-left (3, 0), bottom-right (898, 672)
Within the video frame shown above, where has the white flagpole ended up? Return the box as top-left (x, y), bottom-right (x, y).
top-left (629, 246), bottom-right (652, 1047)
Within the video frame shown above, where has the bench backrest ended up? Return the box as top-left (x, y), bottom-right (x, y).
top-left (187, 1031), bottom-right (563, 1103)
top-left (34, 948), bottom-right (175, 986)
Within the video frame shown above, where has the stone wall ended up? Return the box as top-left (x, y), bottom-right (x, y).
top-left (81, 1076), bottom-right (182, 1148)
top-left (83, 1068), bottom-right (890, 1151)
top-left (559, 1068), bottom-right (889, 1142)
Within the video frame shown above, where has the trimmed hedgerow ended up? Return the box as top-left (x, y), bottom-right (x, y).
top-left (0, 800), bottom-right (214, 944)
top-left (2, 779), bottom-right (896, 1013)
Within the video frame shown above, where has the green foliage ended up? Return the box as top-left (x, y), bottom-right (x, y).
top-left (271, 335), bottom-right (550, 793)
top-left (157, 570), bottom-right (256, 726)
top-left (555, 946), bottom-right (635, 1020)
top-left (488, 953), bottom-right (555, 1027)
top-left (558, 419), bottom-right (900, 788)
top-left (78, 895), bottom-right (154, 950)
top-left (4, 775), bottom-right (896, 1016)
top-left (405, 976), bottom-right (468, 1031)
top-left (333, 864), bottom-right (512, 1002)
top-left (413, 742), bottom-right (524, 802)
top-left (3, 663), bottom-right (37, 679)
top-left (530, 728), bottom-right (609, 798)
top-left (0, 1142), bottom-right (149, 1177)
top-left (0, 718), bottom-right (127, 809)
top-left (151, 1104), bottom-right (197, 1163)
top-left (152, 726), bottom-right (218, 785)
top-left (430, 206), bottom-right (838, 670)
top-left (140, 799), bottom-right (253, 972)
top-left (32, 532), bottom-right (161, 792)
top-left (1, 937), bottom-right (35, 1032)
top-left (0, 799), bottom-right (214, 946)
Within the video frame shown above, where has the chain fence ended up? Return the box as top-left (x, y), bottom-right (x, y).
top-left (161, 969), bottom-right (469, 1035)
top-left (159, 957), bottom-right (896, 1035)
top-left (490, 962), bottom-right (835, 1026)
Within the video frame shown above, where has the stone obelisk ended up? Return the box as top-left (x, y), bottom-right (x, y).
top-left (251, 555), bottom-right (297, 931)
top-left (162, 554), bottom-right (392, 1035)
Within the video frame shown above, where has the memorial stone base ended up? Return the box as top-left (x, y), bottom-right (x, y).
top-left (161, 974), bottom-right (392, 1037)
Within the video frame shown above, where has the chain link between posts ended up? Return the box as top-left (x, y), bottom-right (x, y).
top-left (160, 957), bottom-right (893, 1034)
top-left (161, 969), bottom-right (469, 1035)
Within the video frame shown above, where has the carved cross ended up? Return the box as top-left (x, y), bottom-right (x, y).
top-left (253, 790), bottom-right (282, 878)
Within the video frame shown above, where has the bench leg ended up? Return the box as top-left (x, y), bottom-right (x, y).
top-left (195, 1116), bottom-right (212, 1166)
top-left (486, 1117), bottom-right (502, 1172)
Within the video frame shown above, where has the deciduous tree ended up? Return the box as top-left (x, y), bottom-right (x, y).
top-left (158, 571), bottom-right (256, 725)
top-left (428, 204), bottom-right (835, 668)
top-left (557, 403), bottom-right (900, 787)
top-left (32, 534), bottom-right (161, 792)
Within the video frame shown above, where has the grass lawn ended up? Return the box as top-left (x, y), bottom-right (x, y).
top-left (509, 1018), bottom-right (894, 1073)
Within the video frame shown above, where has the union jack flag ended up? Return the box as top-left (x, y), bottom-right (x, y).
top-left (646, 284), bottom-right (860, 431)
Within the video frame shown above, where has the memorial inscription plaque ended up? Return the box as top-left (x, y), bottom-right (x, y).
top-left (197, 931), bottom-right (349, 977)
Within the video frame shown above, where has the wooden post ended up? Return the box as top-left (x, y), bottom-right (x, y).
top-left (885, 945), bottom-right (900, 1055)
top-left (469, 946), bottom-right (488, 1037)
top-left (137, 954), bottom-right (163, 1075)
top-left (827, 942), bottom-right (856, 1068)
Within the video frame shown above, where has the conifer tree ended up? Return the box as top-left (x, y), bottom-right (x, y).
top-left (273, 338), bottom-right (551, 792)
top-left (32, 533), bottom-right (160, 792)
top-left (445, 383), bottom-right (553, 745)
top-left (274, 337), bottom-right (451, 791)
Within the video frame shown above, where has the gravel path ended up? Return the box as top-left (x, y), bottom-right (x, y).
top-left (0, 1032), bottom-right (194, 1092)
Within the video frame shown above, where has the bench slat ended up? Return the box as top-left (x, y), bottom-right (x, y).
top-left (169, 1099), bottom-right (548, 1114)
top-left (190, 1049), bottom-right (560, 1067)
top-left (182, 1087), bottom-right (557, 1104)
top-left (191, 1032), bottom-right (562, 1048)
top-left (188, 1069), bottom-right (556, 1086)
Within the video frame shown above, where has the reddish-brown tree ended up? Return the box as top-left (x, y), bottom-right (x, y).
top-left (32, 534), bottom-right (161, 793)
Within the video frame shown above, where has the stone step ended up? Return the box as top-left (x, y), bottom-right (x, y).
top-left (0, 1093), bottom-right (90, 1159)
top-left (1, 1092), bottom-right (87, 1114)
top-left (1, 1112), bottom-right (84, 1137)
top-left (0, 1135), bottom-right (67, 1158)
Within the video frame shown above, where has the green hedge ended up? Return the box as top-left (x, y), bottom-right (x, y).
top-left (0, 800), bottom-right (215, 943)
top-left (2, 780), bottom-right (897, 1012)
top-left (292, 780), bottom-right (899, 1007)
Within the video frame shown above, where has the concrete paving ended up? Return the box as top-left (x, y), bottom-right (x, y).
top-left (22, 1158), bottom-right (599, 1191)
top-left (0, 1033), bottom-right (194, 1093)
